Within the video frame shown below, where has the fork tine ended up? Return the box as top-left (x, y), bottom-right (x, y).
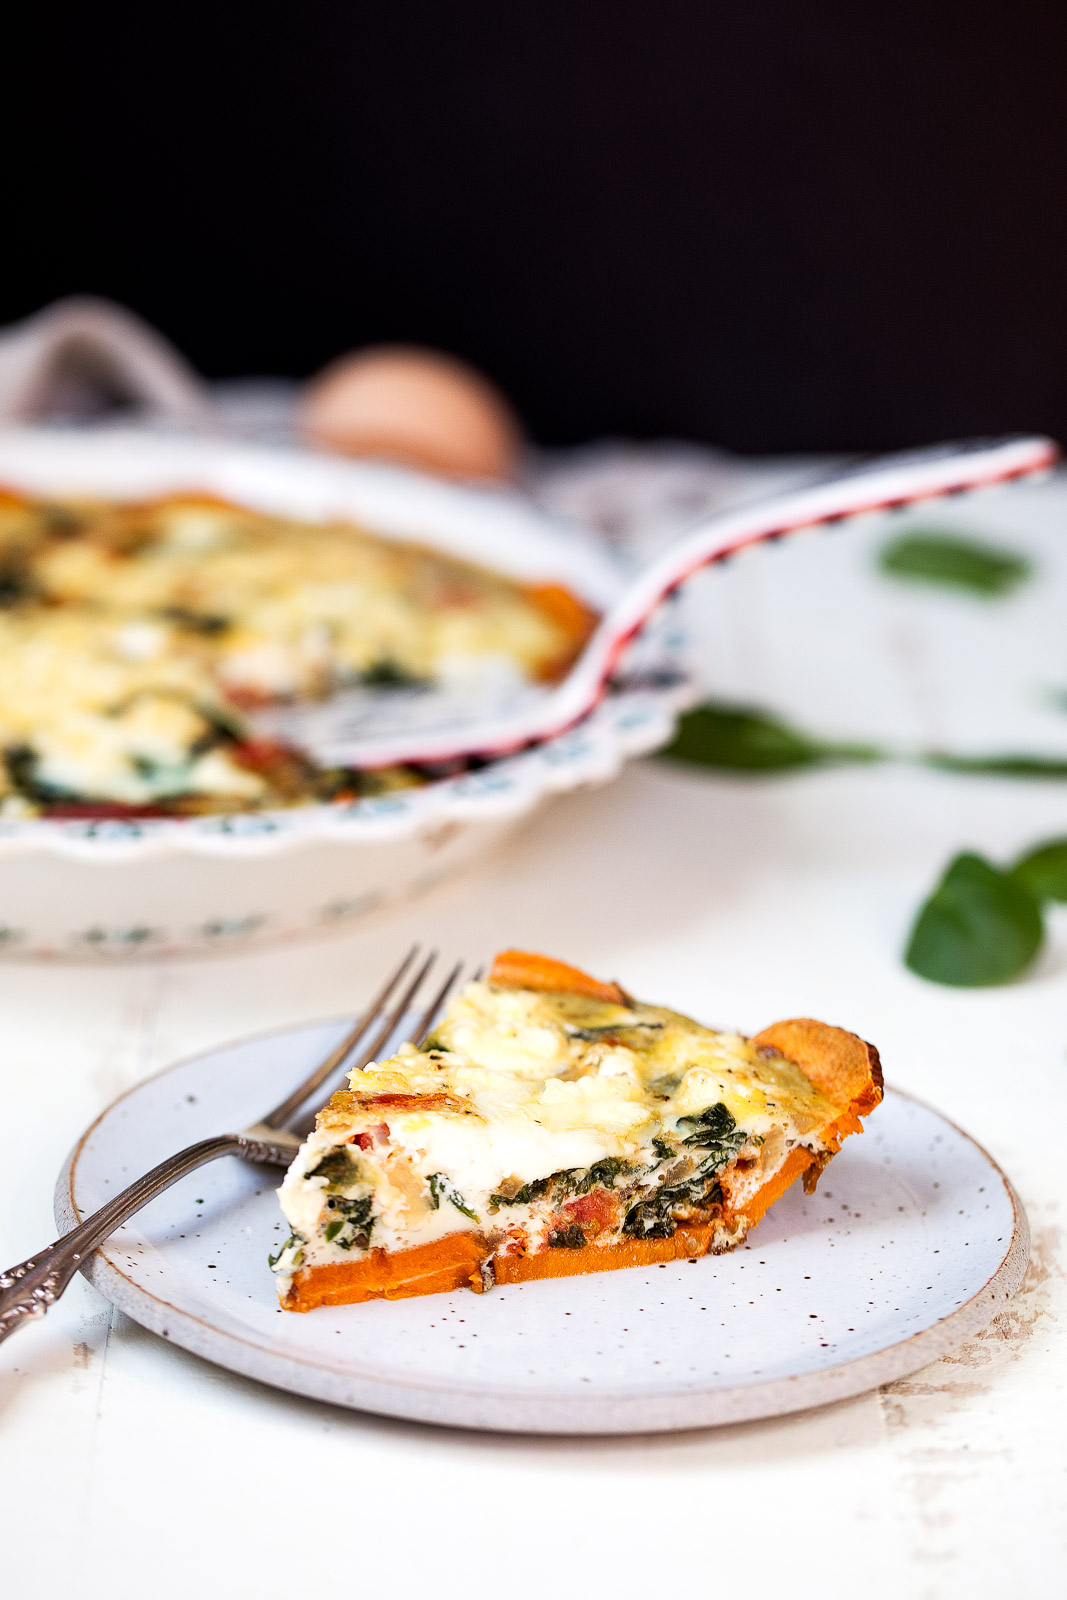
top-left (346, 949), bottom-right (439, 1075)
top-left (410, 958), bottom-right (465, 1046)
top-left (260, 944), bottom-right (419, 1129)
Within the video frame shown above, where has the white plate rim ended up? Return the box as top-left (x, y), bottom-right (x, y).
top-left (55, 1030), bottom-right (1030, 1435)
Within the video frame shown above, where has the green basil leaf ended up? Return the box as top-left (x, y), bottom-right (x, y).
top-left (1011, 838), bottom-right (1067, 903)
top-left (660, 703), bottom-right (882, 772)
top-left (878, 531), bottom-right (1031, 597)
top-left (905, 851), bottom-right (1044, 986)
top-left (924, 753), bottom-right (1067, 779)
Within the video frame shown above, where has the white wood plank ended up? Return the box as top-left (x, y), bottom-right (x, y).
top-left (4, 464), bottom-right (1067, 1597)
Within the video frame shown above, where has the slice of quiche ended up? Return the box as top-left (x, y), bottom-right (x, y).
top-left (272, 951), bottom-right (883, 1311)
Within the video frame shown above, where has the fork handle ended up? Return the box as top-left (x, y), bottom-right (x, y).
top-left (0, 1130), bottom-right (288, 1344)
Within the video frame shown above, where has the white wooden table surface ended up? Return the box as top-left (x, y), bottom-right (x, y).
top-left (3, 466), bottom-right (1066, 1599)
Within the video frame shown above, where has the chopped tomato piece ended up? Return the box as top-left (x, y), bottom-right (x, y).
top-left (352, 1122), bottom-right (390, 1150)
top-left (558, 1189), bottom-right (621, 1234)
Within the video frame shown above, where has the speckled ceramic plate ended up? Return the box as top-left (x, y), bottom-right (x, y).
top-left (56, 1019), bottom-right (1029, 1434)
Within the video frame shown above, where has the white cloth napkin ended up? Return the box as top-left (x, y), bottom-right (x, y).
top-left (0, 296), bottom-right (816, 556)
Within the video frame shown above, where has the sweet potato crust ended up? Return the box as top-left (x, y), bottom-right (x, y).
top-left (753, 1017), bottom-right (883, 1123)
top-left (736, 1146), bottom-right (813, 1226)
top-left (488, 949), bottom-right (628, 1003)
top-left (492, 1223), bottom-right (731, 1283)
top-left (753, 1016), bottom-right (883, 1184)
top-left (284, 1232), bottom-right (488, 1312)
top-left (285, 1224), bottom-right (740, 1311)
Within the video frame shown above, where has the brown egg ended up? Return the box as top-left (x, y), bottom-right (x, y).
top-left (299, 345), bottom-right (523, 482)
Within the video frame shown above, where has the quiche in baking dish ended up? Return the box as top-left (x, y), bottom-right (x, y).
top-left (0, 493), bottom-right (595, 817)
top-left (272, 951), bottom-right (883, 1310)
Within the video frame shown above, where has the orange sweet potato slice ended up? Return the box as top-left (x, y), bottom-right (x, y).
top-left (493, 1224), bottom-right (724, 1284)
top-left (523, 583), bottom-right (600, 680)
top-left (736, 1146), bottom-right (814, 1226)
top-left (488, 949), bottom-right (629, 1004)
top-left (753, 1018), bottom-right (883, 1119)
top-left (283, 1232), bottom-right (488, 1311)
top-left (747, 1018), bottom-right (883, 1200)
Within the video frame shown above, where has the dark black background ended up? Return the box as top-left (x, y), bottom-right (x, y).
top-left (6, 3), bottom-right (1067, 449)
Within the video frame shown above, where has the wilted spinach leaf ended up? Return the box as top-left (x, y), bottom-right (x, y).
top-left (324, 1195), bottom-right (374, 1250)
top-left (677, 1101), bottom-right (738, 1147)
top-left (1011, 838), bottom-right (1067, 904)
top-left (304, 1147), bottom-right (361, 1189)
top-left (660, 703), bottom-right (882, 773)
top-left (676, 1104), bottom-right (746, 1175)
top-left (547, 1224), bottom-right (587, 1249)
top-left (490, 1159), bottom-right (632, 1210)
top-left (574, 1157), bottom-right (633, 1193)
top-left (360, 660), bottom-right (424, 687)
top-left (905, 851), bottom-right (1044, 986)
top-left (879, 531), bottom-right (1031, 597)
top-left (489, 1170), bottom-right (574, 1209)
top-left (268, 1231), bottom-right (306, 1268)
top-left (428, 1172), bottom-right (479, 1222)
top-left (623, 1173), bottom-right (725, 1240)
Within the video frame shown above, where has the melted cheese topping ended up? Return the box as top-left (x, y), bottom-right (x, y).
top-left (0, 495), bottom-right (592, 812)
top-left (273, 982), bottom-right (839, 1287)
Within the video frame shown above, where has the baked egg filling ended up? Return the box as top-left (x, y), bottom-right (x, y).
top-left (0, 494), bottom-right (595, 814)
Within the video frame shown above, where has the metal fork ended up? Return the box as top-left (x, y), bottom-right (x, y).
top-left (0, 948), bottom-right (469, 1343)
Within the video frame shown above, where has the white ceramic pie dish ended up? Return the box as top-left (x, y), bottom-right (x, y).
top-left (0, 429), bottom-right (695, 958)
